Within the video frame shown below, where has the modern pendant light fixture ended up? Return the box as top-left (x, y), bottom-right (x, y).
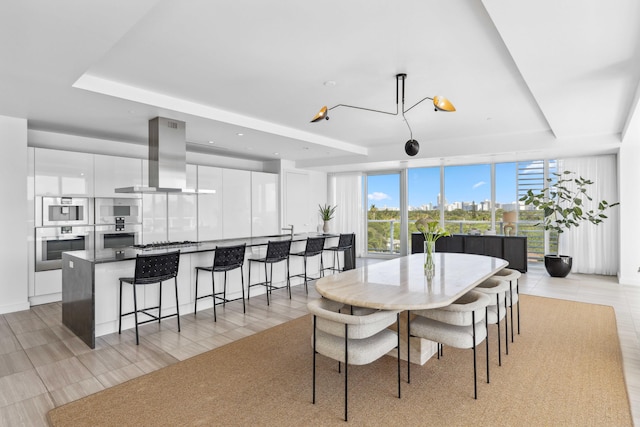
top-left (310, 74), bottom-right (455, 156)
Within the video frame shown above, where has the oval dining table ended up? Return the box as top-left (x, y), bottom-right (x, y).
top-left (314, 252), bottom-right (509, 365)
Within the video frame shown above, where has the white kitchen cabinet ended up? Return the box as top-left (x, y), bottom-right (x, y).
top-left (94, 154), bottom-right (143, 198)
top-left (34, 148), bottom-right (94, 196)
top-left (251, 171), bottom-right (279, 237)
top-left (283, 170), bottom-right (311, 232)
top-left (222, 169), bottom-right (251, 239)
top-left (197, 166), bottom-right (223, 241)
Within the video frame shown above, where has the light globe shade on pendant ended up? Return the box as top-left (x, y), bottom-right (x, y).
top-left (310, 106), bottom-right (329, 122)
top-left (433, 96), bottom-right (456, 112)
top-left (405, 139), bottom-right (420, 156)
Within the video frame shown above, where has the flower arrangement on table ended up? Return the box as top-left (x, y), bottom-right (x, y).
top-left (415, 218), bottom-right (450, 276)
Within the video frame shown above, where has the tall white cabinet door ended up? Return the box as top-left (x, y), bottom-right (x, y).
top-left (34, 148), bottom-right (94, 196)
top-left (251, 171), bottom-right (279, 237)
top-left (168, 194), bottom-right (198, 242)
top-left (142, 193), bottom-right (167, 243)
top-left (222, 169), bottom-right (251, 239)
top-left (197, 166), bottom-right (223, 241)
top-left (94, 154), bottom-right (142, 198)
top-left (284, 171), bottom-right (310, 232)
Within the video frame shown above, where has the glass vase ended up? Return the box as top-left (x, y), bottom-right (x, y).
top-left (424, 241), bottom-right (435, 278)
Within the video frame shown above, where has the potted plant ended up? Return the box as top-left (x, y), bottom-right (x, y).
top-left (519, 171), bottom-right (618, 277)
top-left (319, 204), bottom-right (337, 233)
top-left (415, 218), bottom-right (451, 278)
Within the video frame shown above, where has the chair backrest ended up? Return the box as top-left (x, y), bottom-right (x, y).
top-left (337, 233), bottom-right (354, 249)
top-left (414, 290), bottom-right (490, 326)
top-left (265, 240), bottom-right (291, 262)
top-left (213, 244), bottom-right (246, 268)
top-left (307, 298), bottom-right (400, 339)
top-left (304, 236), bottom-right (326, 256)
top-left (133, 250), bottom-right (180, 285)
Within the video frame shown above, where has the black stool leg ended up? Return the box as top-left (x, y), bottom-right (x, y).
top-left (247, 261), bottom-right (252, 300)
top-left (133, 284), bottom-right (139, 345)
top-left (194, 269), bottom-right (199, 315)
top-left (158, 280), bottom-right (162, 325)
top-left (240, 267), bottom-right (246, 313)
top-left (286, 258), bottom-right (291, 299)
top-left (174, 277), bottom-right (181, 332)
top-left (303, 257), bottom-right (308, 294)
top-left (212, 271), bottom-right (217, 322)
top-left (265, 262), bottom-right (270, 306)
top-left (223, 271), bottom-right (227, 307)
top-left (118, 280), bottom-right (123, 334)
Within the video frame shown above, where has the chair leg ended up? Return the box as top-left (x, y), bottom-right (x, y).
top-left (516, 280), bottom-right (521, 335)
top-left (312, 315), bottom-right (317, 404)
top-left (223, 271), bottom-right (228, 307)
top-left (118, 280), bottom-right (123, 335)
top-left (212, 271), bottom-right (217, 322)
top-left (194, 269), bottom-right (199, 315)
top-left (303, 257), bottom-right (308, 294)
top-left (286, 258), bottom-right (291, 299)
top-left (472, 311), bottom-right (477, 399)
top-left (158, 280), bottom-right (163, 325)
top-left (485, 307), bottom-right (490, 384)
top-left (247, 261), bottom-right (252, 300)
top-left (133, 284), bottom-right (139, 345)
top-left (240, 267), bottom-right (246, 314)
top-left (344, 323), bottom-right (349, 422)
top-left (407, 310), bottom-right (411, 384)
top-left (496, 294), bottom-right (502, 366)
top-left (510, 283), bottom-right (515, 343)
top-left (174, 277), bottom-right (181, 332)
top-left (504, 295), bottom-right (509, 355)
top-left (397, 313), bottom-right (401, 399)
top-left (266, 262), bottom-right (271, 306)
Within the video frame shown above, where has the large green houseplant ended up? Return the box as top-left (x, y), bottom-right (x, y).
top-left (519, 171), bottom-right (618, 277)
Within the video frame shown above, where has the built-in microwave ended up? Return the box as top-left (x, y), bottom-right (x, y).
top-left (95, 223), bottom-right (142, 250)
top-left (35, 225), bottom-right (94, 271)
top-left (94, 197), bottom-right (142, 225)
top-left (39, 197), bottom-right (91, 226)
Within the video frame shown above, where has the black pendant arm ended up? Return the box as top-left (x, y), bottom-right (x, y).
top-left (327, 103), bottom-right (398, 116)
top-left (403, 96), bottom-right (435, 114)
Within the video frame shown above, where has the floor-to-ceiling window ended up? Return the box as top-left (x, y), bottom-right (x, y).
top-left (443, 164), bottom-right (491, 234)
top-left (366, 172), bottom-right (401, 255)
top-left (407, 167), bottom-right (441, 252)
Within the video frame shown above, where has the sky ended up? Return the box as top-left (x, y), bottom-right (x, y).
top-left (367, 162), bottom-right (529, 209)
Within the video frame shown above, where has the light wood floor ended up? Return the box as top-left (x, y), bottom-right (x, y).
top-left (1, 260), bottom-right (639, 426)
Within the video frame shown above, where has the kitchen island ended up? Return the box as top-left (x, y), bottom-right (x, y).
top-left (62, 233), bottom-right (353, 348)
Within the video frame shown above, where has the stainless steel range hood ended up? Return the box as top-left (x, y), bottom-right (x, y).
top-left (116, 117), bottom-right (196, 194)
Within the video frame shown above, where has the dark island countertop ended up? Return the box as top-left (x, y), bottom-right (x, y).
top-left (65, 232), bottom-right (340, 264)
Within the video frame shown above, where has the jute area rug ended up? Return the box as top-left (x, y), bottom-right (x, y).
top-left (48, 295), bottom-right (631, 426)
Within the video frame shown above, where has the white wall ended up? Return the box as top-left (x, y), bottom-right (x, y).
top-left (0, 116), bottom-right (29, 314)
top-left (618, 142), bottom-right (640, 285)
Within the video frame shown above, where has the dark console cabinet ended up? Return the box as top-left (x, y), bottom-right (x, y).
top-left (411, 232), bottom-right (527, 273)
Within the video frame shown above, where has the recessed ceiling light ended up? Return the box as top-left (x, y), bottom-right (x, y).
top-left (273, 152), bottom-right (279, 156)
top-left (208, 140), bottom-right (215, 144)
top-left (323, 81), bottom-right (337, 87)
top-left (237, 133), bottom-right (244, 136)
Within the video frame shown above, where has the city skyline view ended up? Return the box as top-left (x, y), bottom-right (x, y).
top-left (367, 162), bottom-right (540, 210)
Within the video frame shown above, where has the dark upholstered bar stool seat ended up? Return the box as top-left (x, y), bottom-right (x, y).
top-left (119, 250), bottom-right (181, 345)
top-left (322, 233), bottom-right (354, 274)
top-left (289, 236), bottom-right (326, 293)
top-left (247, 240), bottom-right (291, 305)
top-left (194, 243), bottom-right (246, 321)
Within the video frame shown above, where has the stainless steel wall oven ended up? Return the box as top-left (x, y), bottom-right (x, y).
top-left (39, 196), bottom-right (91, 226)
top-left (35, 226), bottom-right (94, 271)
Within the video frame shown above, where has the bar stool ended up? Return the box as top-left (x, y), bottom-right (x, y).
top-left (289, 236), bottom-right (326, 293)
top-left (118, 250), bottom-right (181, 345)
top-left (322, 233), bottom-right (354, 274)
top-left (195, 243), bottom-right (246, 322)
top-left (247, 239), bottom-right (291, 305)
top-left (493, 268), bottom-right (522, 341)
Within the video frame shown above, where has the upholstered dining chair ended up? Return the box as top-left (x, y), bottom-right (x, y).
top-left (493, 268), bottom-right (522, 342)
top-left (308, 298), bottom-right (401, 421)
top-left (409, 290), bottom-right (491, 399)
top-left (474, 277), bottom-right (510, 364)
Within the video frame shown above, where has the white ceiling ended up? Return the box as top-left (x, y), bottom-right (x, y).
top-left (2, 0), bottom-right (639, 172)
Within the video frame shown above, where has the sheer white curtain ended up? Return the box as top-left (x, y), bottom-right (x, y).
top-left (558, 155), bottom-right (619, 275)
top-left (328, 173), bottom-right (365, 257)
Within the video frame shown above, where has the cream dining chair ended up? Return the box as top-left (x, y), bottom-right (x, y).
top-left (409, 290), bottom-right (491, 399)
top-left (474, 277), bottom-right (510, 364)
top-left (308, 297), bottom-right (401, 421)
top-left (493, 267), bottom-right (522, 342)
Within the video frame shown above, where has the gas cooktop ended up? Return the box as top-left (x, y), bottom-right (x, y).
top-left (132, 241), bottom-right (198, 251)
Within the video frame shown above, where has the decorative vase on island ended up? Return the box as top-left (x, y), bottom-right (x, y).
top-left (424, 241), bottom-right (435, 279)
top-left (323, 220), bottom-right (330, 233)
